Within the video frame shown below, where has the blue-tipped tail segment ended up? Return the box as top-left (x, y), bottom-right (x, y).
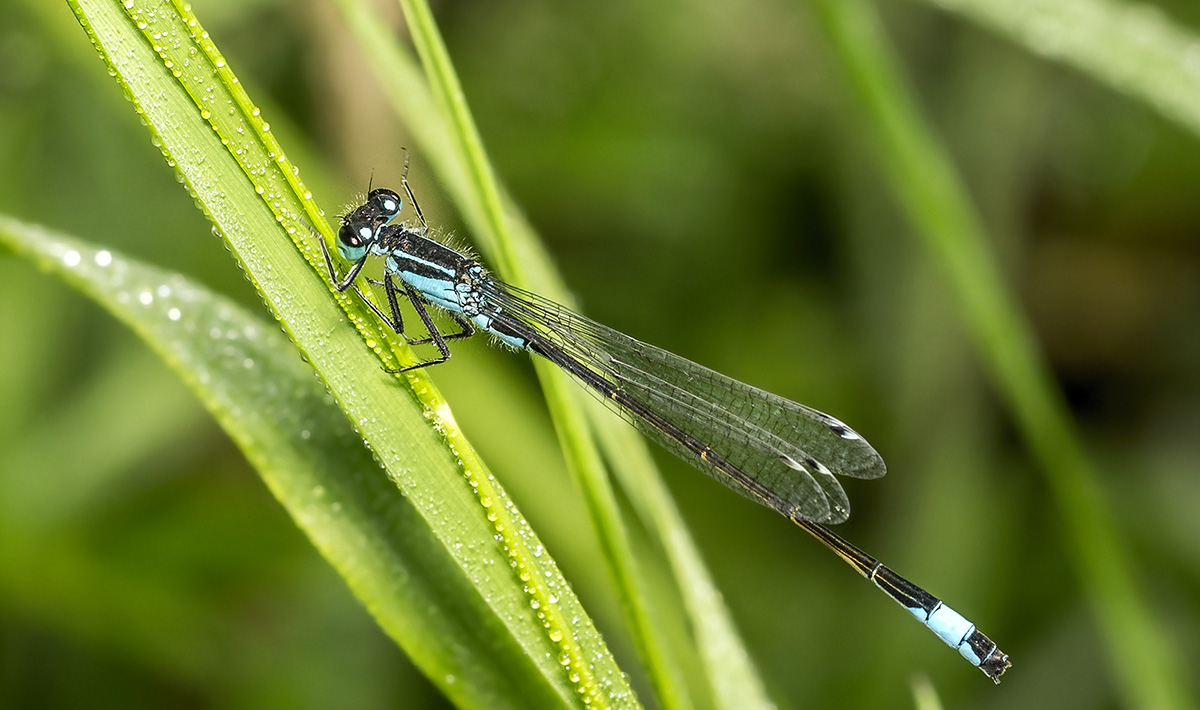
top-left (912, 599), bottom-right (1010, 683)
top-left (798, 520), bottom-right (1011, 683)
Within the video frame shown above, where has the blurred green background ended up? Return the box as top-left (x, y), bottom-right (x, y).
top-left (3, 0), bottom-right (1200, 708)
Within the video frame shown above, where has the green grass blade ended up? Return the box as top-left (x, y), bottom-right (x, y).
top-left (62, 0), bottom-right (637, 706)
top-left (809, 1), bottom-right (1192, 708)
top-left (921, 0), bottom-right (1200, 139)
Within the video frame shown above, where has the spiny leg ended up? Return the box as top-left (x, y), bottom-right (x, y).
top-left (382, 281), bottom-right (475, 373)
top-left (361, 275), bottom-right (474, 345)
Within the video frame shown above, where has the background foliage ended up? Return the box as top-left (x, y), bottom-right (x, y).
top-left (2, 0), bottom-right (1199, 708)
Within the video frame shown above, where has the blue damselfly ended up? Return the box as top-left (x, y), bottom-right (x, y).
top-left (320, 175), bottom-right (1011, 683)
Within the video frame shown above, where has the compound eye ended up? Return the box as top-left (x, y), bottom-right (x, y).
top-left (338, 222), bottom-right (370, 248)
top-left (367, 189), bottom-right (403, 220)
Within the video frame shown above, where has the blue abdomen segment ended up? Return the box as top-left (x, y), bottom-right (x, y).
top-left (910, 601), bottom-right (982, 664)
top-left (868, 563), bottom-right (1010, 681)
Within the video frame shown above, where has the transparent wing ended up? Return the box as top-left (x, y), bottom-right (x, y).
top-left (483, 280), bottom-right (886, 524)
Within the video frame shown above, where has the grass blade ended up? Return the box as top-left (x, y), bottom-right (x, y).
top-left (62, 0), bottom-right (638, 706)
top-left (923, 0), bottom-right (1200, 139)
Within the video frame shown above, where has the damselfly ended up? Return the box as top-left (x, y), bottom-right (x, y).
top-left (319, 176), bottom-right (1011, 682)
